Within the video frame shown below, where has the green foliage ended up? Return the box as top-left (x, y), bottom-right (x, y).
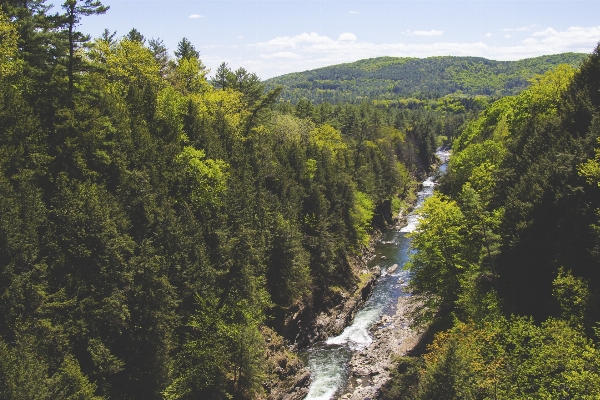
top-left (381, 356), bottom-right (424, 400)
top-left (172, 57), bottom-right (208, 95)
top-left (579, 136), bottom-right (600, 186)
top-left (411, 317), bottom-right (600, 400)
top-left (309, 123), bottom-right (346, 155)
top-left (553, 268), bottom-right (589, 327)
top-left (266, 54), bottom-right (587, 104)
top-left (0, 3), bottom-right (435, 398)
top-left (175, 146), bottom-right (229, 207)
top-left (0, 11), bottom-right (18, 78)
top-left (125, 28), bottom-right (144, 43)
top-left (351, 191), bottom-right (375, 246)
top-left (174, 37), bottom-right (199, 61)
top-left (389, 46), bottom-right (600, 400)
top-left (405, 194), bottom-right (472, 324)
top-left (0, 336), bottom-right (103, 400)
top-left (436, 62), bottom-right (595, 318)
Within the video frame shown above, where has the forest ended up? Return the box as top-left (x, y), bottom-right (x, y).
top-left (265, 54), bottom-right (587, 104)
top-left (0, 1), bottom-right (442, 399)
top-left (382, 45), bottom-right (600, 399)
top-left (3, 1), bottom-right (600, 400)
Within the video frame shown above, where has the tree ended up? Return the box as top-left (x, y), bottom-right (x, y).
top-left (228, 67), bottom-right (263, 105)
top-left (125, 27), bottom-right (145, 43)
top-left (148, 37), bottom-right (169, 76)
top-left (405, 194), bottom-right (471, 325)
top-left (61, 0), bottom-right (109, 98)
top-left (174, 37), bottom-right (199, 61)
top-left (213, 62), bottom-right (232, 90)
top-left (0, 10), bottom-right (18, 78)
top-left (99, 28), bottom-right (116, 46)
top-left (294, 98), bottom-right (314, 120)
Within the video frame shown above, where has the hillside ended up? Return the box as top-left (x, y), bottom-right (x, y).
top-left (0, 5), bottom-right (440, 399)
top-left (265, 53), bottom-right (588, 103)
top-left (381, 48), bottom-right (600, 399)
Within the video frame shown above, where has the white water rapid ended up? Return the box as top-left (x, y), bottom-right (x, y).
top-left (302, 150), bottom-right (449, 400)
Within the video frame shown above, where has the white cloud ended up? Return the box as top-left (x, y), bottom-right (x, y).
top-left (238, 36), bottom-right (244, 39)
top-left (249, 32), bottom-right (335, 50)
top-left (338, 32), bottom-right (357, 42)
top-left (237, 26), bottom-right (599, 79)
top-left (260, 52), bottom-right (303, 59)
top-left (504, 34), bottom-right (511, 39)
top-left (485, 33), bottom-right (492, 38)
top-left (412, 30), bottom-right (444, 37)
top-left (188, 14), bottom-right (203, 19)
top-left (349, 11), bottom-right (359, 14)
top-left (504, 27), bottom-right (530, 32)
top-left (533, 28), bottom-right (558, 37)
top-left (531, 26), bottom-right (600, 49)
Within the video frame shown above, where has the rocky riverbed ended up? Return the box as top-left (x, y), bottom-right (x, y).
top-left (283, 263), bottom-right (382, 351)
top-left (265, 259), bottom-right (382, 400)
top-left (298, 150), bottom-right (448, 400)
top-left (339, 296), bottom-right (424, 400)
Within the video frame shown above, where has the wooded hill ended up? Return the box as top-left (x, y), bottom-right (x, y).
top-left (265, 53), bottom-right (588, 103)
top-left (0, 2), bottom-right (441, 399)
top-left (382, 44), bottom-right (600, 399)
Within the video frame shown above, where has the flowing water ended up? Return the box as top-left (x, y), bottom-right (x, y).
top-left (302, 151), bottom-right (450, 400)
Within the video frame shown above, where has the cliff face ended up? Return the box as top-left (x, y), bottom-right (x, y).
top-left (283, 265), bottom-right (381, 350)
top-left (263, 250), bottom-right (382, 400)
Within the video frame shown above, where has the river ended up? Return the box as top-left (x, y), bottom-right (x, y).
top-left (302, 151), bottom-right (450, 400)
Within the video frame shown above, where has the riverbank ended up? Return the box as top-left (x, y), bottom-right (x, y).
top-left (266, 150), bottom-right (449, 400)
top-left (264, 236), bottom-right (384, 400)
top-left (339, 296), bottom-right (425, 400)
top-left (338, 150), bottom-right (450, 399)
top-left (282, 249), bottom-right (381, 352)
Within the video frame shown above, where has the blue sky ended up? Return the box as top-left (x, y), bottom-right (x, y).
top-left (78, 0), bottom-right (600, 79)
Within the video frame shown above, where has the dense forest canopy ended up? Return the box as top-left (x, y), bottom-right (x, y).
top-left (383, 44), bottom-right (600, 399)
top-left (3, 1), bottom-right (599, 399)
top-left (0, 1), bottom-right (443, 399)
top-left (265, 54), bottom-right (587, 104)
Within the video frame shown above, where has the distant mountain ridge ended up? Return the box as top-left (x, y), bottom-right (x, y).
top-left (265, 53), bottom-right (588, 103)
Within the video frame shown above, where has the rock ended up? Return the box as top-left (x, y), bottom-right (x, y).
top-left (281, 239), bottom-right (382, 350)
top-left (293, 371), bottom-right (311, 388)
top-left (338, 296), bottom-right (426, 400)
top-left (380, 255), bottom-right (386, 260)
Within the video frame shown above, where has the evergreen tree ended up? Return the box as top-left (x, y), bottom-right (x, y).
top-left (99, 28), bottom-right (116, 46)
top-left (174, 37), bottom-right (199, 61)
top-left (213, 62), bottom-right (232, 90)
top-left (61, 0), bottom-right (109, 98)
top-left (148, 37), bottom-right (169, 76)
top-left (125, 27), bottom-right (145, 43)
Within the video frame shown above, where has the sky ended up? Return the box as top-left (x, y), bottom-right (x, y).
top-left (77, 0), bottom-right (600, 80)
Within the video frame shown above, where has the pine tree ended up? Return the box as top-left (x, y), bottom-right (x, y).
top-left (174, 37), bottom-right (199, 61)
top-left (125, 27), bottom-right (145, 43)
top-left (61, 0), bottom-right (109, 99)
